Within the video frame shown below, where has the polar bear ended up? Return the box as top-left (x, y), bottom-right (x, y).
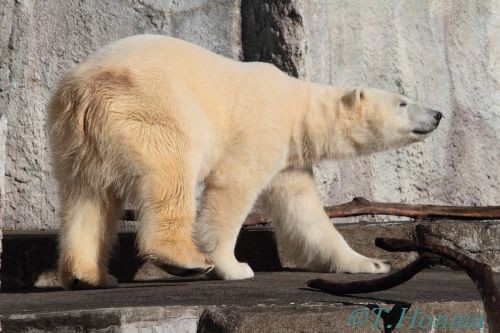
top-left (47, 35), bottom-right (442, 289)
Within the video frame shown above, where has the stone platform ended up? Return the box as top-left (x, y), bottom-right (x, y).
top-left (0, 270), bottom-right (495, 332)
top-left (1, 220), bottom-right (498, 331)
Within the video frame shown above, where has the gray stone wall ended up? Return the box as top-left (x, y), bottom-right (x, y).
top-left (0, 114), bottom-right (6, 229)
top-left (0, 114), bottom-right (5, 287)
top-left (0, 0), bottom-right (241, 230)
top-left (304, 1), bottom-right (500, 212)
top-left (1, 0), bottom-right (498, 230)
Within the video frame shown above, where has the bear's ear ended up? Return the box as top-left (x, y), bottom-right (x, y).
top-left (341, 87), bottom-right (365, 109)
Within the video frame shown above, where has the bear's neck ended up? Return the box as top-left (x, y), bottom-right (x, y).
top-left (290, 83), bottom-right (359, 166)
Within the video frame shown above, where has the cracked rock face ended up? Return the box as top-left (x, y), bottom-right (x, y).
top-left (0, 114), bottom-right (6, 226)
top-left (302, 1), bottom-right (499, 217)
top-left (241, 0), bottom-right (307, 78)
top-left (1, 0), bottom-right (498, 230)
top-left (0, 0), bottom-right (241, 230)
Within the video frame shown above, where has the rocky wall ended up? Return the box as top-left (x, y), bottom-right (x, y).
top-left (0, 0), bottom-right (241, 229)
top-left (303, 0), bottom-right (499, 212)
top-left (1, 0), bottom-right (498, 230)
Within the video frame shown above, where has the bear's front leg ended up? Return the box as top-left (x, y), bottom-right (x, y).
top-left (262, 167), bottom-right (391, 274)
top-left (197, 163), bottom-right (272, 280)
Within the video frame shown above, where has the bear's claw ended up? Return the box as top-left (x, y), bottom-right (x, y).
top-left (64, 273), bottom-right (119, 290)
top-left (158, 263), bottom-right (214, 277)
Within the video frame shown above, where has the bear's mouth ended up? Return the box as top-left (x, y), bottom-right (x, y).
top-left (412, 128), bottom-right (434, 135)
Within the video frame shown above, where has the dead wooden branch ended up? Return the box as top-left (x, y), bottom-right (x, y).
top-left (307, 237), bottom-right (500, 333)
top-left (122, 197), bottom-right (500, 225)
top-left (323, 197), bottom-right (500, 220)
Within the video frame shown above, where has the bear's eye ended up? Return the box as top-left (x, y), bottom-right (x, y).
top-left (399, 101), bottom-right (407, 107)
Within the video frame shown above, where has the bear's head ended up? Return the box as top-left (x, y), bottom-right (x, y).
top-left (338, 87), bottom-right (442, 154)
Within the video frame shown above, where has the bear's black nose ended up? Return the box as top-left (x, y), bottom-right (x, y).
top-left (434, 112), bottom-right (443, 121)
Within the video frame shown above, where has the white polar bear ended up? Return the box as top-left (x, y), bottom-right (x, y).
top-left (47, 35), bottom-right (442, 289)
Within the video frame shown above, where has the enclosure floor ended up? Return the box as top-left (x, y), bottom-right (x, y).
top-left (1, 270), bottom-right (494, 315)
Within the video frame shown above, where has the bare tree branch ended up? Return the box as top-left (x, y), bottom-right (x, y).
top-left (323, 197), bottom-right (500, 220)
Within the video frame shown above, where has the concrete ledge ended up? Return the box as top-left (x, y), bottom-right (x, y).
top-left (0, 271), bottom-right (494, 332)
top-left (1, 220), bottom-right (499, 290)
top-left (1, 302), bottom-right (487, 333)
top-left (197, 302), bottom-right (486, 333)
top-left (2, 306), bottom-right (203, 333)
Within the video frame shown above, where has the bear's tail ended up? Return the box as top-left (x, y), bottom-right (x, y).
top-left (47, 72), bottom-right (108, 183)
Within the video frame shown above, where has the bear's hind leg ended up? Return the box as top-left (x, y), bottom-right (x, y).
top-left (262, 168), bottom-right (391, 274)
top-left (136, 170), bottom-right (213, 276)
top-left (58, 191), bottom-right (121, 290)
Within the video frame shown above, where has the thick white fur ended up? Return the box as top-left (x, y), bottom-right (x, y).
top-left (48, 35), bottom-right (436, 288)
top-left (262, 168), bottom-right (388, 273)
